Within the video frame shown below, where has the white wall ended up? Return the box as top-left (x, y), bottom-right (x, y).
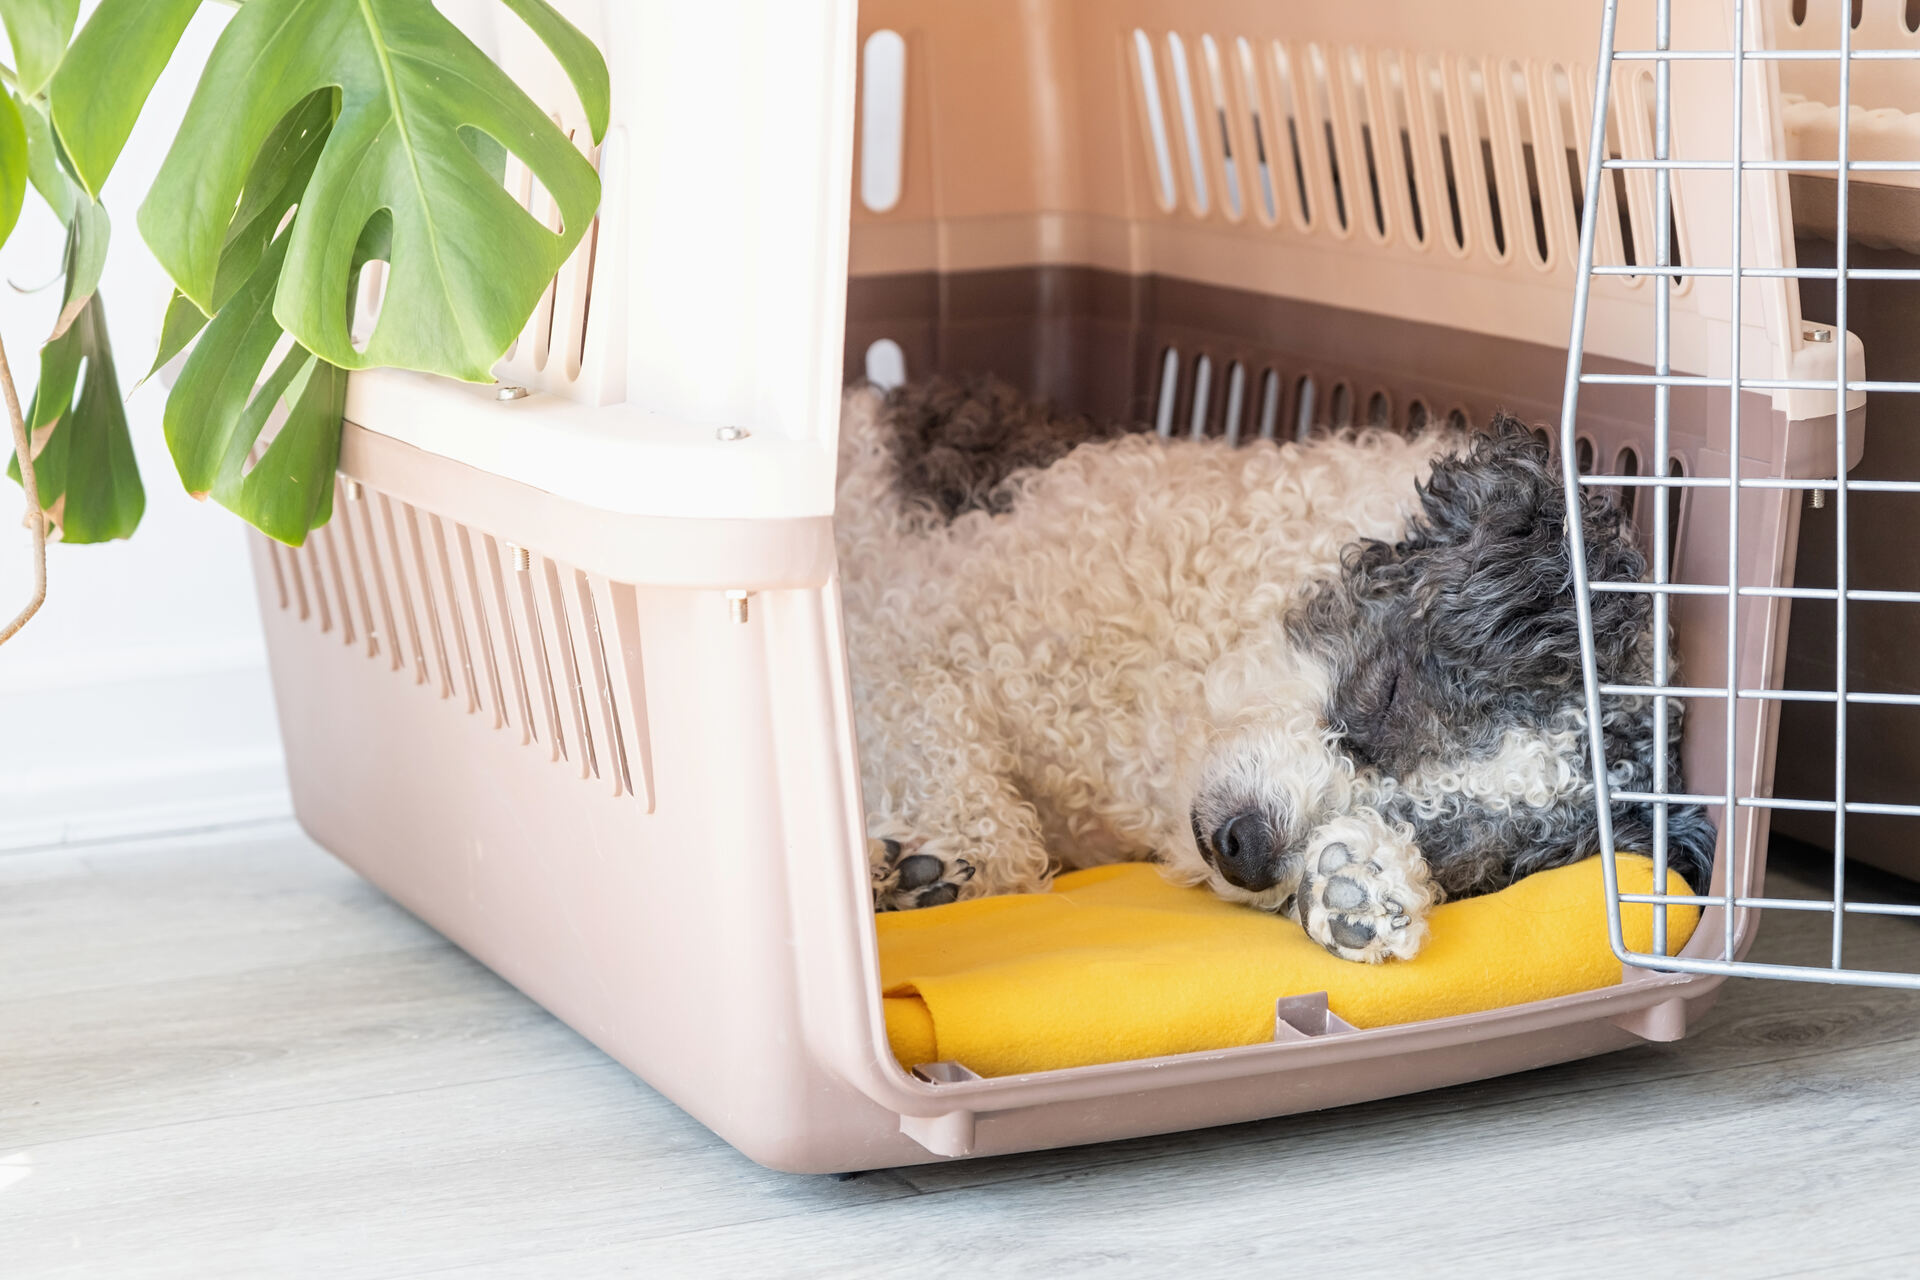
top-left (0, 6), bottom-right (290, 851)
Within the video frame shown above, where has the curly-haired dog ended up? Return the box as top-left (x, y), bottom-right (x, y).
top-left (836, 377), bottom-right (1714, 962)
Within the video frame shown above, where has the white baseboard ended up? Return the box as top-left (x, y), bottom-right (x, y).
top-left (0, 662), bottom-right (291, 853)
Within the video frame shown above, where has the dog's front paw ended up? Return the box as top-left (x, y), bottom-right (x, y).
top-left (1296, 828), bottom-right (1435, 963)
top-left (869, 836), bottom-right (978, 912)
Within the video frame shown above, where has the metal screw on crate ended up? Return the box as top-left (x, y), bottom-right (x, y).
top-left (1803, 329), bottom-right (1833, 507)
top-left (506, 543), bottom-right (531, 572)
top-left (496, 384), bottom-right (530, 401)
top-left (339, 474), bottom-right (362, 501)
top-left (716, 436), bottom-right (752, 618)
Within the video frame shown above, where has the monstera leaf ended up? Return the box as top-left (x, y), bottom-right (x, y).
top-left (7, 0), bottom-right (611, 548)
top-left (139, 0), bottom-right (609, 383)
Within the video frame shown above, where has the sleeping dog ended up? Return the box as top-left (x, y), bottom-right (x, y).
top-left (835, 376), bottom-right (1713, 962)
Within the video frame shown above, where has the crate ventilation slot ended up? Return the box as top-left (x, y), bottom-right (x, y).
top-left (1119, 35), bottom-right (1686, 285)
top-left (264, 479), bottom-right (655, 809)
top-left (1155, 351), bottom-right (1467, 444)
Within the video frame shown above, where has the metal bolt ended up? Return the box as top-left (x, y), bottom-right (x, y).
top-left (339, 475), bottom-right (362, 500)
top-left (507, 543), bottom-right (531, 571)
top-left (1809, 490), bottom-right (1827, 509)
top-left (1806, 327), bottom-right (1834, 344)
top-left (496, 384), bottom-right (530, 401)
top-left (726, 589), bottom-right (750, 623)
top-left (716, 425), bottom-right (750, 442)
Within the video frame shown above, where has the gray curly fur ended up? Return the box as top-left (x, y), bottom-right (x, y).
top-left (1287, 415), bottom-right (1716, 896)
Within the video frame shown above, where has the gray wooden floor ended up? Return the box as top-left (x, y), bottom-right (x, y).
top-left (4, 823), bottom-right (1917, 1279)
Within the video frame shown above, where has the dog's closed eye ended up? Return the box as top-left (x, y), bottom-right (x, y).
top-left (1334, 661), bottom-right (1409, 772)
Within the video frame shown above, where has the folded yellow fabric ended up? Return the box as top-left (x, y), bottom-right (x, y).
top-left (879, 855), bottom-right (1696, 1077)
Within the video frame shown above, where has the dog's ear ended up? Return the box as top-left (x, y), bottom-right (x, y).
top-left (880, 374), bottom-right (1127, 519)
top-left (1410, 417), bottom-right (1648, 682)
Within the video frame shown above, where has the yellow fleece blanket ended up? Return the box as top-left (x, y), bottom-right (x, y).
top-left (878, 855), bottom-right (1696, 1077)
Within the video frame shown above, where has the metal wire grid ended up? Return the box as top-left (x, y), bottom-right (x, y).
top-left (1561, 0), bottom-right (1920, 988)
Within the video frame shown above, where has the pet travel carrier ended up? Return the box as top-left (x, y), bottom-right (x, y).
top-left (251, 0), bottom-right (1917, 1172)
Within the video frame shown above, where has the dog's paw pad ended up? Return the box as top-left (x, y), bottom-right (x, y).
top-left (1321, 875), bottom-right (1368, 910)
top-left (1299, 841), bottom-right (1432, 963)
top-left (1326, 914), bottom-right (1376, 950)
top-left (870, 841), bottom-right (976, 912)
top-left (1316, 842), bottom-right (1353, 874)
top-left (894, 854), bottom-right (945, 891)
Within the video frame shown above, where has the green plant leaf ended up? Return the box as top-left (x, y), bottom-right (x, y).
top-left (144, 88), bottom-right (339, 380)
top-left (58, 296), bottom-right (144, 542)
top-left (495, 0), bottom-right (608, 144)
top-left (7, 292), bottom-right (144, 543)
top-left (212, 87), bottom-right (337, 310)
top-left (47, 0), bottom-right (199, 199)
top-left (0, 0), bottom-right (78, 96)
top-left (16, 90), bottom-right (72, 222)
top-left (218, 353), bottom-right (345, 543)
top-left (0, 88), bottom-right (23, 249)
top-left (7, 314), bottom-right (80, 523)
top-left (23, 299), bottom-right (79, 437)
top-left (162, 224), bottom-right (348, 544)
top-left (218, 343), bottom-right (315, 492)
top-left (147, 290), bottom-right (207, 381)
top-left (48, 186), bottom-right (105, 339)
top-left (139, 0), bottom-right (606, 383)
top-left (165, 230), bottom-right (290, 497)
top-left (456, 123), bottom-right (506, 187)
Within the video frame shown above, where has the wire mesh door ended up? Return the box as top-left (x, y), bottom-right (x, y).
top-left (1562, 0), bottom-right (1920, 986)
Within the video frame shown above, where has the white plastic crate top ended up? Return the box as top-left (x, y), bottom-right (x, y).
top-left (344, 0), bottom-right (861, 522)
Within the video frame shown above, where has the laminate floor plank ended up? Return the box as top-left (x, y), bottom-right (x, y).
top-left (9, 1063), bottom-right (921, 1280)
top-left (0, 826), bottom-right (442, 1003)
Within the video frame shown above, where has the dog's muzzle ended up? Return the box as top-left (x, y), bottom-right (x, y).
top-left (1195, 808), bottom-right (1284, 891)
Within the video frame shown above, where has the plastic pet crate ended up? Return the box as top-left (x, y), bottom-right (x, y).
top-left (251, 0), bottom-right (1886, 1172)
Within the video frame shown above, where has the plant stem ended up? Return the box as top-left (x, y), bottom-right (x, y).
top-left (0, 333), bottom-right (46, 645)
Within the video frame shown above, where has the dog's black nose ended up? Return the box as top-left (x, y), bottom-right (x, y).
top-left (1211, 812), bottom-right (1279, 890)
